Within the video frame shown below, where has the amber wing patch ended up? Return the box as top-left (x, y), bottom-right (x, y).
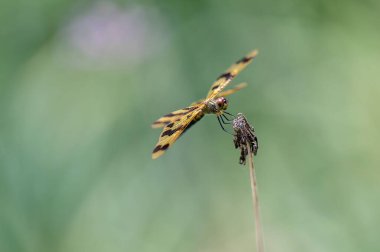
top-left (206, 50), bottom-right (258, 99)
top-left (152, 106), bottom-right (204, 159)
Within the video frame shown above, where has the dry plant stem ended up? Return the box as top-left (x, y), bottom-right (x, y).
top-left (247, 143), bottom-right (264, 252)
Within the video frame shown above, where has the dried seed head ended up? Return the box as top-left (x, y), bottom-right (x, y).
top-left (232, 113), bottom-right (258, 165)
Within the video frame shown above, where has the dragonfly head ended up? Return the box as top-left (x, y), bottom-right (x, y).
top-left (216, 97), bottom-right (228, 111)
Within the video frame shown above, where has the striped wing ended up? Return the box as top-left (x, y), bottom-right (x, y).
top-left (152, 106), bottom-right (204, 159)
top-left (206, 50), bottom-right (258, 100)
top-left (152, 106), bottom-right (203, 129)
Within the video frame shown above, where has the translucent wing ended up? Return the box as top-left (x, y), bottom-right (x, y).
top-left (216, 82), bottom-right (247, 97)
top-left (152, 105), bottom-right (203, 128)
top-left (206, 50), bottom-right (258, 99)
top-left (152, 106), bottom-right (204, 159)
top-left (189, 83), bottom-right (247, 107)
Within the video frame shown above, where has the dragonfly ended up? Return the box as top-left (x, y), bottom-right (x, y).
top-left (151, 50), bottom-right (258, 159)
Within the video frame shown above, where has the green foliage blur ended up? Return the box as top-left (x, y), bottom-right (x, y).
top-left (1, 0), bottom-right (379, 251)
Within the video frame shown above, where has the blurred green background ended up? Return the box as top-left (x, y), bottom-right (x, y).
top-left (1, 0), bottom-right (380, 251)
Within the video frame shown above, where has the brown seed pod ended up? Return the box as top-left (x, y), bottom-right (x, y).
top-left (232, 113), bottom-right (258, 165)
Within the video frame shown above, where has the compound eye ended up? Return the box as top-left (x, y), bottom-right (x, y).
top-left (217, 97), bottom-right (228, 110)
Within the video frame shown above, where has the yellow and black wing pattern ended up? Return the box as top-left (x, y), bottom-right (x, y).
top-left (152, 49), bottom-right (258, 159)
top-left (151, 106), bottom-right (204, 159)
top-left (206, 50), bottom-right (258, 99)
top-left (151, 106), bottom-right (201, 128)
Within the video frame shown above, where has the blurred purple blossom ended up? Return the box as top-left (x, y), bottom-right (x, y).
top-left (64, 2), bottom-right (166, 66)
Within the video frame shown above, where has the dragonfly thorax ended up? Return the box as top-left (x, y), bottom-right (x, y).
top-left (204, 97), bottom-right (228, 115)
